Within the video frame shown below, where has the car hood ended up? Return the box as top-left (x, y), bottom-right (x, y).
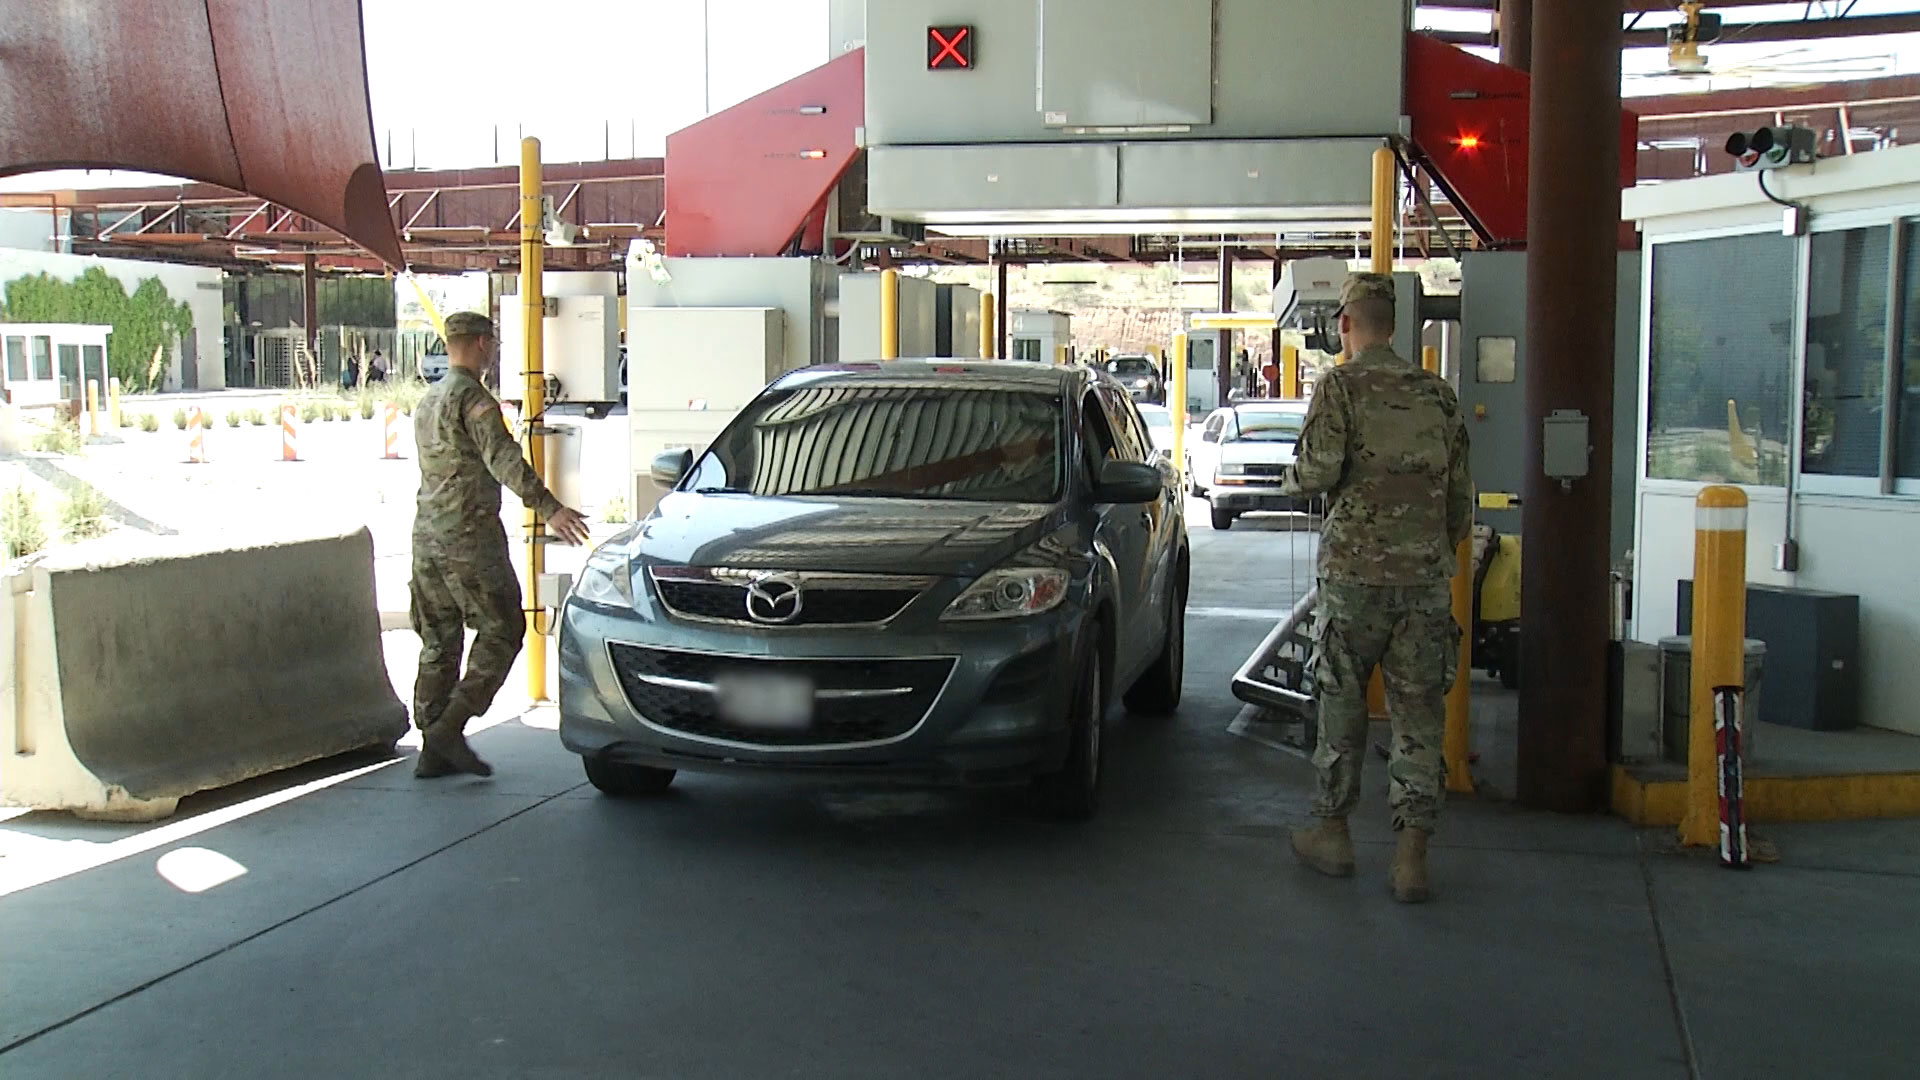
top-left (633, 493), bottom-right (1060, 577)
top-left (1219, 440), bottom-right (1298, 465)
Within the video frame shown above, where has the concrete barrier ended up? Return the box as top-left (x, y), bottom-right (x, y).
top-left (1, 527), bottom-right (407, 820)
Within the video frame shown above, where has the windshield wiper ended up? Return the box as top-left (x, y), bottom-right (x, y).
top-left (693, 486), bottom-right (752, 495)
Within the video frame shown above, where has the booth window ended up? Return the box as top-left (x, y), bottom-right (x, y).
top-left (4, 337), bottom-right (25, 383)
top-left (1646, 232), bottom-right (1795, 486)
top-left (30, 337), bottom-right (52, 381)
top-left (1801, 225), bottom-right (1891, 480)
top-left (1899, 223), bottom-right (1920, 482)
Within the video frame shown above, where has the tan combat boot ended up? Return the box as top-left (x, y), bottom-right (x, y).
top-left (1290, 817), bottom-right (1355, 877)
top-left (1390, 828), bottom-right (1431, 903)
top-left (421, 714), bottom-right (493, 778)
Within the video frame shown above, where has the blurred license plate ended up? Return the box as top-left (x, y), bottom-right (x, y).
top-left (714, 672), bottom-right (814, 730)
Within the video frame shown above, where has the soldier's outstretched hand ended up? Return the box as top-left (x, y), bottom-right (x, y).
top-left (547, 506), bottom-right (591, 546)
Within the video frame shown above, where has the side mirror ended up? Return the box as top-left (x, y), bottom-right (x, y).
top-left (650, 447), bottom-right (694, 488)
top-left (1093, 460), bottom-right (1164, 504)
top-left (1201, 429), bottom-right (1220, 444)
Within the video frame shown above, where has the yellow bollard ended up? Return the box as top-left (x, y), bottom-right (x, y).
top-left (108, 377), bottom-right (122, 430)
top-left (879, 268), bottom-right (900, 360)
top-left (520, 136), bottom-right (550, 702)
top-left (1054, 344), bottom-right (1067, 367)
top-left (980, 291), bottom-right (997, 358)
top-left (1281, 344), bottom-right (1301, 399)
top-left (1445, 536), bottom-right (1474, 793)
top-left (1680, 485), bottom-right (1748, 848)
top-left (1423, 344), bottom-right (1439, 374)
top-left (1371, 145), bottom-right (1396, 275)
top-left (85, 379), bottom-right (100, 436)
top-left (1170, 332), bottom-right (1189, 472)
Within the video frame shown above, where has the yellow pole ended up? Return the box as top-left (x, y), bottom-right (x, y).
top-left (1445, 536), bottom-right (1474, 793)
top-left (980, 291), bottom-right (996, 358)
top-left (108, 377), bottom-right (122, 430)
top-left (1371, 145), bottom-right (1396, 275)
top-left (1681, 485), bottom-right (1748, 846)
top-left (1170, 332), bottom-right (1189, 476)
top-left (879, 268), bottom-right (900, 360)
top-left (520, 137), bottom-right (549, 702)
top-left (1054, 344), bottom-right (1067, 367)
top-left (1423, 344), bottom-right (1440, 374)
top-left (85, 379), bottom-right (100, 436)
top-left (1281, 344), bottom-right (1301, 398)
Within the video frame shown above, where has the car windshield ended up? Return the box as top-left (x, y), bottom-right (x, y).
top-left (1108, 358), bottom-right (1156, 377)
top-left (1138, 409), bottom-right (1172, 430)
top-left (684, 380), bottom-right (1065, 502)
top-left (1231, 410), bottom-right (1305, 442)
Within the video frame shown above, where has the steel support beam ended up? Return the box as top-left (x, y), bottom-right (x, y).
top-left (996, 254), bottom-right (1011, 362)
top-left (1217, 245), bottom-right (1234, 407)
top-left (1518, 0), bottom-right (1620, 813)
top-left (1499, 0), bottom-right (1532, 72)
top-left (301, 252), bottom-right (319, 372)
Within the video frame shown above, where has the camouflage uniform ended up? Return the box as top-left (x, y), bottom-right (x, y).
top-left (410, 313), bottom-right (562, 749)
top-left (1281, 274), bottom-right (1471, 832)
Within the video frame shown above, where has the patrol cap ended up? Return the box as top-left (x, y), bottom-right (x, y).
top-left (1339, 272), bottom-right (1396, 310)
top-left (443, 311), bottom-right (495, 339)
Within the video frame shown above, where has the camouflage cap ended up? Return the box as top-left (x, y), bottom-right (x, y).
top-left (443, 311), bottom-right (495, 339)
top-left (1339, 272), bottom-right (1396, 309)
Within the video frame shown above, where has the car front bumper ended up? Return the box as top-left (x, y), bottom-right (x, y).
top-left (556, 597), bottom-right (1084, 784)
top-left (1209, 482), bottom-right (1308, 514)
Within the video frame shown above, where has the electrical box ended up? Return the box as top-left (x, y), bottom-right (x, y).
top-left (1543, 410), bottom-right (1590, 481)
top-left (1677, 581), bottom-right (1859, 731)
top-left (839, 272), bottom-right (940, 361)
top-left (935, 283), bottom-right (983, 358)
top-left (499, 293), bottom-right (622, 407)
top-left (627, 306), bottom-right (786, 520)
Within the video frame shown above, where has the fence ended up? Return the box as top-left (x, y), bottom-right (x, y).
top-left (227, 327), bottom-right (439, 390)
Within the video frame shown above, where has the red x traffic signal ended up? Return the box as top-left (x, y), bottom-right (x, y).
top-left (927, 25), bottom-right (973, 70)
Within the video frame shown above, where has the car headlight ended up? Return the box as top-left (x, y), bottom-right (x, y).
top-left (941, 566), bottom-right (1069, 621)
top-left (1132, 378), bottom-right (1152, 388)
top-left (1217, 462), bottom-right (1248, 477)
top-left (571, 543), bottom-right (634, 608)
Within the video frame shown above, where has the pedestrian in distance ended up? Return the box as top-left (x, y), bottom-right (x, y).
top-left (1279, 272), bottom-right (1471, 903)
top-left (408, 311), bottom-right (590, 779)
top-left (369, 349), bottom-right (389, 383)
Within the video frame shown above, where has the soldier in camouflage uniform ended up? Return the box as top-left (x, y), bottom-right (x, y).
top-left (410, 311), bottom-right (589, 778)
top-left (1280, 273), bottom-right (1471, 903)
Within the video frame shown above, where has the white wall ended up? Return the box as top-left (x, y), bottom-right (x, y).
top-left (1635, 488), bottom-right (1920, 735)
top-left (0, 209), bottom-right (62, 253)
top-left (0, 250), bottom-right (223, 391)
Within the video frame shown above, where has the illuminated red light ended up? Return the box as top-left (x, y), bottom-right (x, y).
top-left (1454, 133), bottom-right (1482, 150)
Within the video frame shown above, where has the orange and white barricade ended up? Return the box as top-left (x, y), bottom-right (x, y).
top-left (280, 404), bottom-right (299, 462)
top-left (383, 401), bottom-right (401, 459)
top-left (187, 407), bottom-right (207, 463)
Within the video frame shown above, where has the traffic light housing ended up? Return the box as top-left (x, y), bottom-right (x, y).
top-left (1725, 126), bottom-right (1816, 172)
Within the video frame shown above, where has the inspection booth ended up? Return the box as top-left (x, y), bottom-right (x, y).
top-left (1623, 143), bottom-right (1920, 738)
top-left (0, 323), bottom-right (111, 410)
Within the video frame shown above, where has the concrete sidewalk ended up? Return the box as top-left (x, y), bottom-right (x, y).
top-left (0, 520), bottom-right (1914, 1078)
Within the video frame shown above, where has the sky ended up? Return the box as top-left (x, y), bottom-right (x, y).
top-left (4, 0), bottom-right (1919, 193)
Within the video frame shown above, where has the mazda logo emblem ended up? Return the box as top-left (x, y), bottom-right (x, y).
top-left (744, 575), bottom-right (804, 625)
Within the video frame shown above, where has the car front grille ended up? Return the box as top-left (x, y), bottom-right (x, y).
top-left (648, 569), bottom-right (928, 628)
top-left (1241, 463), bottom-right (1288, 479)
top-left (606, 643), bottom-right (955, 748)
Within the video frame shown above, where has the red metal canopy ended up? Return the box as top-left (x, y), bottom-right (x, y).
top-left (0, 0), bottom-right (405, 269)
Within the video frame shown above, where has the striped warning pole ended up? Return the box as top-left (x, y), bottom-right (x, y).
top-left (382, 400), bottom-right (400, 459)
top-left (1680, 484), bottom-right (1748, 857)
top-left (187, 407), bottom-right (207, 463)
top-left (280, 403), bottom-right (300, 462)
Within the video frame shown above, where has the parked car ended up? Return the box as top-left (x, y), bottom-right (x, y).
top-left (1184, 400), bottom-right (1309, 531)
top-left (1136, 402), bottom-right (1175, 463)
top-left (558, 361), bottom-right (1189, 819)
top-left (1104, 354), bottom-right (1165, 404)
top-left (420, 341), bottom-right (449, 383)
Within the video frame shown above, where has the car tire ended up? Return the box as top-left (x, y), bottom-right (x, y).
top-left (1124, 576), bottom-right (1185, 716)
top-left (1211, 507), bottom-right (1236, 531)
top-left (583, 756), bottom-right (676, 797)
top-left (1034, 640), bottom-right (1104, 821)
top-left (1186, 460), bottom-right (1206, 498)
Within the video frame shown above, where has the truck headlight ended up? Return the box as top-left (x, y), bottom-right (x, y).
top-left (572, 543), bottom-right (634, 608)
top-left (1216, 463), bottom-right (1247, 477)
top-left (942, 566), bottom-right (1069, 621)
top-left (1132, 378), bottom-right (1152, 389)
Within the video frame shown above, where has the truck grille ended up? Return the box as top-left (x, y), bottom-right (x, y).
top-left (606, 643), bottom-right (954, 748)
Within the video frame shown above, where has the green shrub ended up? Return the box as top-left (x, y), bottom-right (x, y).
top-left (116, 409), bottom-right (136, 429)
top-left (32, 421), bottom-right (83, 455)
top-left (171, 407), bottom-right (189, 430)
top-left (226, 412), bottom-right (242, 428)
top-left (2, 486), bottom-right (46, 560)
top-left (138, 413), bottom-right (160, 433)
top-left (360, 399), bottom-right (376, 420)
top-left (247, 408), bottom-right (266, 426)
top-left (299, 402), bottom-right (322, 424)
top-left (602, 496), bottom-right (630, 524)
top-left (58, 484), bottom-right (109, 542)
